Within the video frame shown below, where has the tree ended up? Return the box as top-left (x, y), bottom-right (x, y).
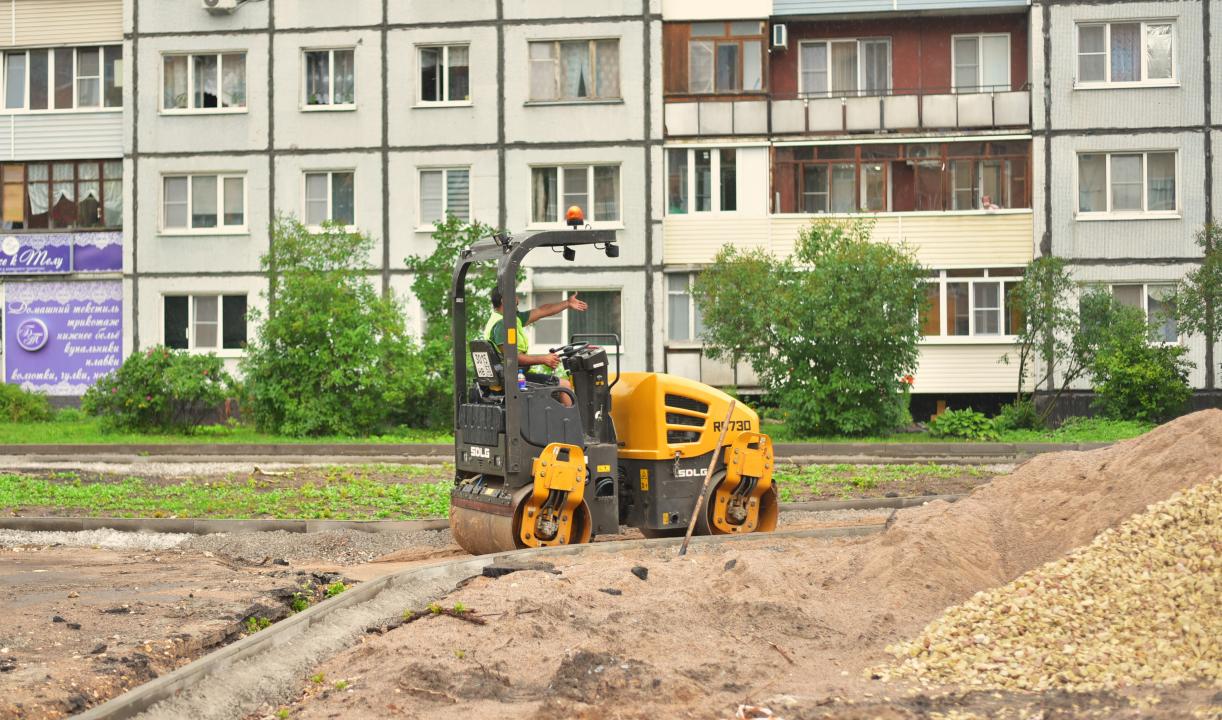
top-left (242, 216), bottom-right (430, 436)
top-left (694, 218), bottom-right (927, 436)
top-left (1173, 223), bottom-right (1221, 387)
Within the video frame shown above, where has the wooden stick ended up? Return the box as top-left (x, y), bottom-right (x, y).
top-left (679, 399), bottom-right (736, 557)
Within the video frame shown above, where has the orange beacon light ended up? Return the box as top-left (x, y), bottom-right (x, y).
top-left (565, 205), bottom-right (585, 228)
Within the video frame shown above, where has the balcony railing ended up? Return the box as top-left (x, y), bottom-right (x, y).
top-left (664, 85), bottom-right (1031, 138)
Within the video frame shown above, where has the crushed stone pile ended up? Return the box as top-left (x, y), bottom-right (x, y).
top-left (879, 476), bottom-right (1221, 693)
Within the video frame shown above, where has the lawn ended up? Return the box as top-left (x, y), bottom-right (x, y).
top-left (0, 417), bottom-right (454, 445)
top-left (765, 418), bottom-right (1153, 444)
top-left (773, 463), bottom-right (992, 502)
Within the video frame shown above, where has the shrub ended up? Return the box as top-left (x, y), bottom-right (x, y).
top-left (694, 218), bottom-right (927, 436)
top-left (82, 346), bottom-right (233, 432)
top-left (54, 408), bottom-right (87, 423)
top-left (242, 216), bottom-right (430, 436)
top-left (993, 399), bottom-right (1041, 432)
top-left (928, 408), bottom-right (999, 441)
top-left (0, 383), bottom-right (54, 423)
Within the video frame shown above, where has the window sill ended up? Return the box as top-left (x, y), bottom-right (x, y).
top-left (414, 101), bottom-right (474, 109)
top-left (1074, 212), bottom-right (1181, 222)
top-left (183, 348), bottom-right (245, 359)
top-left (301, 104), bottom-right (357, 112)
top-left (159, 228), bottom-right (251, 237)
top-left (665, 341), bottom-right (705, 350)
top-left (306, 224), bottom-right (358, 233)
top-left (159, 108), bottom-right (249, 116)
top-left (523, 98), bottom-right (624, 108)
top-left (0, 107), bottom-right (123, 116)
top-left (1073, 81), bottom-right (1180, 91)
top-left (919, 335), bottom-right (1020, 345)
top-left (525, 222), bottom-right (625, 232)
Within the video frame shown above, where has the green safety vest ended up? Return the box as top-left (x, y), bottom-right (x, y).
top-left (484, 312), bottom-right (556, 376)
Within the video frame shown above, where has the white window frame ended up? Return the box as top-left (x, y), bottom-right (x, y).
top-left (0, 45), bottom-right (123, 114)
top-left (163, 293), bottom-right (249, 357)
top-left (950, 33), bottom-right (1011, 93)
top-left (417, 167), bottom-right (471, 230)
top-left (529, 164), bottom-right (622, 227)
top-left (1074, 150), bottom-right (1179, 219)
top-left (301, 47), bottom-right (355, 111)
top-left (797, 38), bottom-right (892, 98)
top-left (302, 169), bottom-right (356, 229)
top-left (526, 38), bottom-right (621, 103)
top-left (665, 147), bottom-right (739, 215)
top-left (1074, 21), bottom-right (1177, 89)
top-left (922, 268), bottom-right (1024, 343)
top-left (160, 51), bottom-right (248, 114)
top-left (416, 44), bottom-right (471, 107)
top-left (528, 288), bottom-right (623, 354)
top-left (160, 173), bottom-right (248, 235)
top-left (1107, 282), bottom-right (1180, 344)
top-left (665, 272), bottom-right (705, 344)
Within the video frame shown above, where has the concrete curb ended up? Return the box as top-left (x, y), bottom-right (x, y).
top-left (74, 523), bottom-right (882, 720)
top-left (0, 495), bottom-right (964, 535)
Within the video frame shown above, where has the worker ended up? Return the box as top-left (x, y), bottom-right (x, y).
top-left (486, 288), bottom-right (587, 403)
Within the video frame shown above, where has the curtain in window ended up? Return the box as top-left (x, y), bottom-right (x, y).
top-left (446, 169), bottom-right (470, 221)
top-left (571, 292), bottom-right (620, 339)
top-left (560, 41), bottom-right (591, 99)
top-left (1146, 25), bottom-right (1172, 80)
top-left (860, 40), bottom-right (889, 95)
top-left (595, 40), bottom-right (619, 98)
top-left (1112, 284), bottom-right (1143, 308)
top-left (446, 47), bottom-right (469, 102)
top-left (800, 43), bottom-right (827, 95)
top-left (742, 41), bottom-right (762, 91)
top-left (77, 48), bottom-right (101, 107)
top-left (830, 164), bottom-right (855, 212)
top-left (594, 166), bottom-right (618, 221)
top-left (1147, 285), bottom-right (1177, 342)
top-left (667, 149), bottom-right (688, 215)
top-left (50, 162), bottom-right (75, 228)
top-left (531, 168), bottom-right (557, 223)
top-left (164, 55), bottom-right (188, 109)
top-left (1109, 154), bottom-right (1143, 210)
top-left (333, 50), bottom-right (355, 104)
top-left (1146, 152), bottom-right (1175, 211)
top-left (981, 35), bottom-right (1009, 90)
top-left (688, 41), bottom-right (714, 93)
top-left (191, 176), bottom-right (217, 228)
top-left (223, 177), bottom-right (244, 226)
top-left (306, 51), bottom-right (330, 105)
top-left (304, 173), bottom-right (329, 225)
top-left (862, 163), bottom-right (885, 211)
top-left (103, 161), bottom-right (122, 228)
top-left (667, 274), bottom-right (690, 341)
top-left (194, 296), bottom-right (219, 349)
top-left (194, 54), bottom-right (218, 108)
top-left (830, 42), bottom-right (857, 95)
top-left (1077, 154), bottom-right (1105, 212)
top-left (1110, 23), bottom-right (1140, 82)
top-left (1077, 26), bottom-right (1106, 82)
top-left (221, 53), bottom-right (245, 108)
top-left (563, 167), bottom-right (589, 215)
top-left (529, 43), bottom-right (557, 100)
top-left (420, 171), bottom-right (443, 225)
top-left (973, 283), bottom-right (1000, 335)
top-left (3, 165), bottom-right (26, 225)
top-left (162, 176), bottom-right (187, 228)
top-left (77, 163), bottom-right (100, 228)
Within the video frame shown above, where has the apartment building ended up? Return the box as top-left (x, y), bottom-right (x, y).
top-left (1032, 0), bottom-right (1218, 393)
top-left (0, 0), bottom-right (124, 397)
top-left (124, 0), bottom-right (663, 379)
top-left (661, 0), bottom-right (1036, 413)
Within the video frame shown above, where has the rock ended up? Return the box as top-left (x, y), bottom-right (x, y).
top-left (52, 616), bottom-right (65, 623)
top-left (89, 644), bottom-right (107, 655)
top-left (67, 623), bottom-right (81, 631)
top-left (724, 559), bottom-right (738, 571)
top-left (630, 566), bottom-right (648, 581)
top-left (599, 588), bottom-right (622, 596)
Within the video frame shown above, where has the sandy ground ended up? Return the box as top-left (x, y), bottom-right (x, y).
top-left (268, 410), bottom-right (1222, 720)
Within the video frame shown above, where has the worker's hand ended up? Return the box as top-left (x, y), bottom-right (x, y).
top-left (567, 293), bottom-right (588, 312)
top-left (541, 353), bottom-right (561, 369)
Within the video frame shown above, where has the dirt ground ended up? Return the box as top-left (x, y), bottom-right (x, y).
top-left (268, 410), bottom-right (1222, 720)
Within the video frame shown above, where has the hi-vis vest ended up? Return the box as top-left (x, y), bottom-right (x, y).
top-left (483, 312), bottom-right (555, 376)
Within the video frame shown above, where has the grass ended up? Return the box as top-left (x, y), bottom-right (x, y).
top-left (0, 416), bottom-right (454, 445)
top-left (0, 469), bottom-right (452, 520)
top-left (772, 463), bottom-right (990, 502)
top-left (765, 417), bottom-right (1153, 444)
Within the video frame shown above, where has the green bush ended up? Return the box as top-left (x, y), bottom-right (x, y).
top-left (928, 408), bottom-right (999, 441)
top-left (82, 346), bottom-right (233, 432)
top-left (994, 399), bottom-right (1041, 432)
top-left (54, 408), bottom-right (87, 423)
top-left (1049, 417), bottom-right (1154, 442)
top-left (243, 216), bottom-right (432, 436)
top-left (1082, 290), bottom-right (1193, 424)
top-left (0, 383), bottom-right (54, 422)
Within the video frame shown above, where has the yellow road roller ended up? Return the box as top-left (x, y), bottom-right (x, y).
top-left (448, 227), bottom-right (779, 555)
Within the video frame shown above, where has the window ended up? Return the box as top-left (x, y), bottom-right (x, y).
top-left (163, 52), bottom-right (247, 111)
top-left (419, 45), bottom-right (469, 103)
top-left (531, 165), bottom-right (619, 224)
top-left (530, 290), bottom-right (622, 349)
top-left (1, 46), bottom-right (121, 111)
top-left (0, 160), bottom-right (122, 230)
top-left (688, 21), bottom-right (765, 94)
top-left (1077, 22), bottom-right (1174, 85)
top-left (304, 171), bottom-right (354, 227)
top-left (165, 294), bottom-right (248, 351)
top-left (1111, 283), bottom-right (1178, 342)
top-left (951, 34), bottom-right (1010, 92)
top-left (1077, 151), bottom-right (1176, 215)
top-left (667, 273), bottom-right (705, 342)
top-left (922, 269), bottom-right (1024, 338)
top-left (667, 148), bottom-right (736, 214)
top-left (162, 174), bottom-right (246, 231)
top-left (419, 168), bottom-right (470, 226)
top-left (799, 38), bottom-right (890, 97)
top-left (303, 49), bottom-right (354, 108)
top-left (529, 39), bottom-right (619, 102)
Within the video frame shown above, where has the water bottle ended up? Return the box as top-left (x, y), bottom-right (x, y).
top-left (517, 369), bottom-right (527, 391)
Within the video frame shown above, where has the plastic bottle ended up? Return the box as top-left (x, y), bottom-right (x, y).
top-left (517, 369), bottom-right (527, 391)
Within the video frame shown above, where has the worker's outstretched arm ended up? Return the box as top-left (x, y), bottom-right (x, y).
top-left (525, 293), bottom-right (588, 324)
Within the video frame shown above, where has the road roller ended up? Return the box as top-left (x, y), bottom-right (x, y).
top-left (448, 225), bottom-right (779, 555)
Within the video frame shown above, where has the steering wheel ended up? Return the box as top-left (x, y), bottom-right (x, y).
top-left (549, 341), bottom-right (590, 358)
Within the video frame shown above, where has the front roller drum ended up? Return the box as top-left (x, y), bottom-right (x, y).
top-left (695, 472), bottom-right (780, 536)
top-left (449, 483), bottom-right (594, 556)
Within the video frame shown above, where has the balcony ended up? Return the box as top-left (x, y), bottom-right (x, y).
top-left (771, 86), bottom-right (1030, 136)
top-left (773, 0), bottom-right (1029, 16)
top-left (664, 97), bottom-right (769, 137)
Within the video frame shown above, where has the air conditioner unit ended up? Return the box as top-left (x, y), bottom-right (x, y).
top-left (202, 0), bottom-right (239, 15)
top-left (772, 23), bottom-right (788, 50)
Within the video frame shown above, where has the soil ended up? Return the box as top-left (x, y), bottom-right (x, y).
top-left (11, 464), bottom-right (452, 491)
top-left (270, 409), bottom-right (1222, 720)
top-left (780, 467), bottom-right (997, 502)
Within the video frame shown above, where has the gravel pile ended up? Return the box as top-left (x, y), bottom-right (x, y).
top-left (0, 527), bottom-right (193, 551)
top-left (180, 527), bottom-right (455, 565)
top-left (878, 476), bottom-right (1220, 692)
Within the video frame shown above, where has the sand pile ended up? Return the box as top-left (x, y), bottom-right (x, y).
top-left (879, 476), bottom-right (1220, 692)
top-left (279, 411), bottom-right (1222, 720)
